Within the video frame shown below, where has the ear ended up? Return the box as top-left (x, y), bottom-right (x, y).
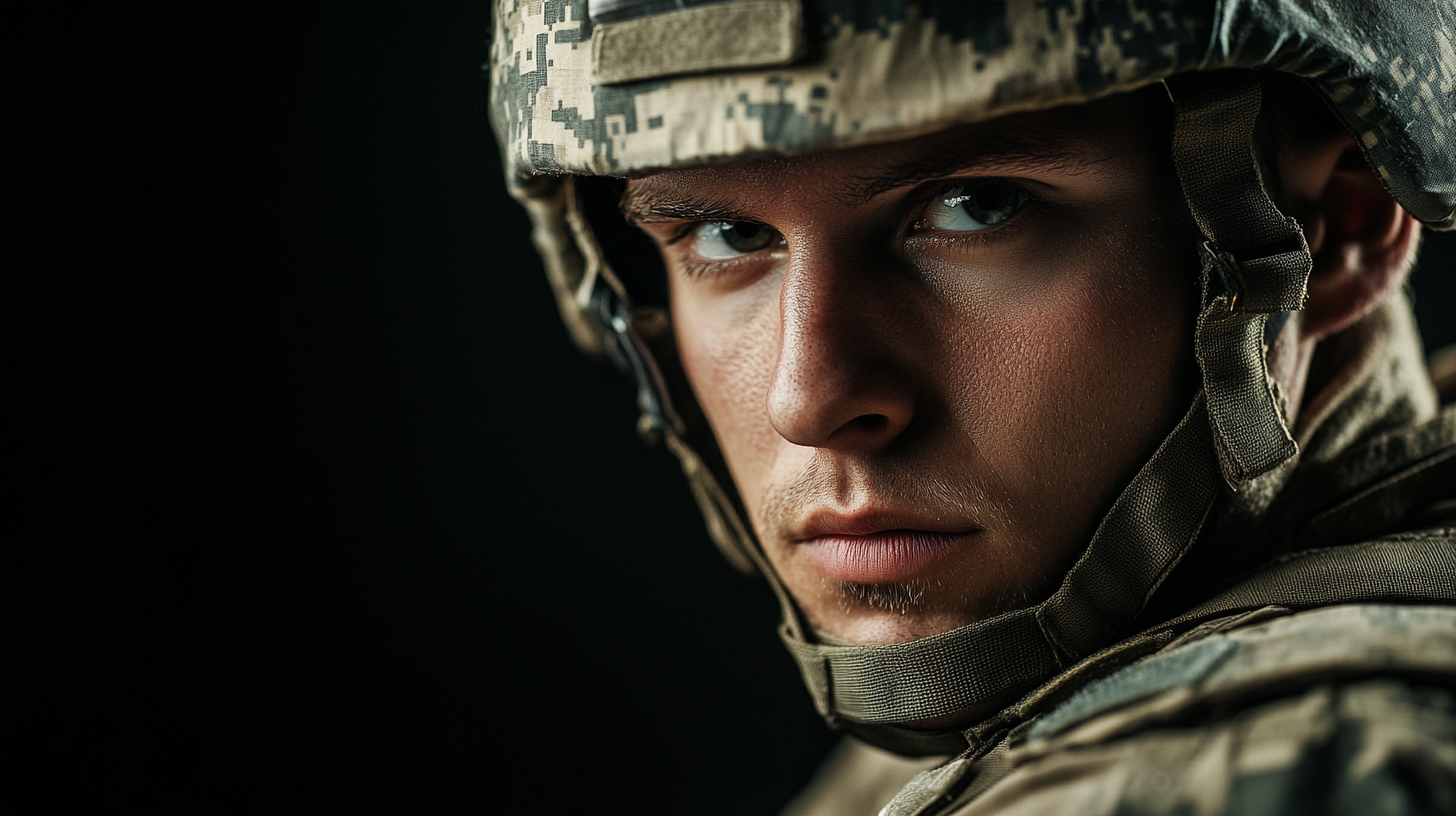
top-left (1296, 145), bottom-right (1420, 341)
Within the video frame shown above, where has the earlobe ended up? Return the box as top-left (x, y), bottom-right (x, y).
top-left (1298, 146), bottom-right (1420, 341)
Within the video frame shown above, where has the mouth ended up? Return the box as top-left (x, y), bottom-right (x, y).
top-left (795, 513), bottom-right (980, 585)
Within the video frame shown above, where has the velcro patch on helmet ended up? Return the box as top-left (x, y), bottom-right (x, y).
top-left (592, 0), bottom-right (804, 85)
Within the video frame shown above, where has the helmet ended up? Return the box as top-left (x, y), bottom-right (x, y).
top-left (489, 0), bottom-right (1455, 753)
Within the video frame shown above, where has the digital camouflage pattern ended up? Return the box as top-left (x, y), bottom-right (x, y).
top-left (876, 604), bottom-right (1456, 816)
top-left (490, 0), bottom-right (1456, 227)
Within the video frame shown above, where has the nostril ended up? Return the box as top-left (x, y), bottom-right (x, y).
top-left (849, 414), bottom-right (890, 434)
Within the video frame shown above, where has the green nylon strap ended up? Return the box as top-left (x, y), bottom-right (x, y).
top-left (1168, 70), bottom-right (1313, 490)
top-left (1166, 72), bottom-right (1307, 256)
top-left (1196, 300), bottom-right (1297, 488)
top-left (780, 392), bottom-right (1221, 724)
top-left (1034, 392), bottom-right (1220, 662)
top-left (1160, 534), bottom-right (1456, 632)
top-left (780, 607), bottom-right (1055, 724)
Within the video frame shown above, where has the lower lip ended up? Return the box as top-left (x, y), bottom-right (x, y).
top-left (799, 530), bottom-right (977, 584)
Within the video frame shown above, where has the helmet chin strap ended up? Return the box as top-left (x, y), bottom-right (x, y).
top-left (1167, 70), bottom-right (1312, 490)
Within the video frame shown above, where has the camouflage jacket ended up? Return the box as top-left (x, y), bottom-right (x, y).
top-left (784, 298), bottom-right (1456, 816)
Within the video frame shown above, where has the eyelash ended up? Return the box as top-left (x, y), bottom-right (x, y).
top-left (666, 177), bottom-right (1039, 278)
top-left (669, 222), bottom-right (782, 280)
top-left (663, 222), bottom-right (702, 247)
top-left (678, 253), bottom-right (766, 281)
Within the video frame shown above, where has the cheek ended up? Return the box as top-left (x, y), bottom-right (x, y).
top-left (671, 281), bottom-right (785, 500)
top-left (944, 232), bottom-right (1196, 521)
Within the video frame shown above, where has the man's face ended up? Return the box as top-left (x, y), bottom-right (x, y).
top-left (627, 90), bottom-right (1201, 646)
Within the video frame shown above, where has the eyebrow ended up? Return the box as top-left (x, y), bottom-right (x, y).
top-left (618, 194), bottom-right (756, 224)
top-left (841, 132), bottom-right (1111, 203)
top-left (619, 130), bottom-right (1113, 223)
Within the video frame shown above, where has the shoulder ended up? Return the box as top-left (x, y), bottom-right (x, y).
top-left (948, 604), bottom-right (1456, 816)
top-left (781, 739), bottom-right (948, 816)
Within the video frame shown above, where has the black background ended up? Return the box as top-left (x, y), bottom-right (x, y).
top-left (7, 4), bottom-right (1453, 812)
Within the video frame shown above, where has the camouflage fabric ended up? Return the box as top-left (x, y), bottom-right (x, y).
top-left (792, 613), bottom-right (1456, 816)
top-left (781, 740), bottom-right (947, 816)
top-left (879, 604), bottom-right (1456, 816)
top-left (490, 0), bottom-right (1456, 229)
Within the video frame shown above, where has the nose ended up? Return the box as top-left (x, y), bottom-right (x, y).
top-left (766, 253), bottom-right (918, 452)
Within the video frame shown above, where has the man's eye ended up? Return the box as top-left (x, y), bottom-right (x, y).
top-left (690, 221), bottom-right (780, 259)
top-left (927, 181), bottom-right (1027, 232)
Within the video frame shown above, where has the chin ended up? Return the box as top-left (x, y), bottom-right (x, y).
top-left (814, 591), bottom-right (981, 646)
top-left (809, 574), bottom-right (1057, 646)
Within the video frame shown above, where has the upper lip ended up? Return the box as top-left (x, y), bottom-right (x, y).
top-left (795, 509), bottom-right (979, 542)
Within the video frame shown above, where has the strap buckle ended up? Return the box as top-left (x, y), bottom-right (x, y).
top-left (1200, 240), bottom-right (1244, 313)
top-left (1199, 231), bottom-right (1311, 316)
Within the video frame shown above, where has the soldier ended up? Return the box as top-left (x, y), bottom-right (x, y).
top-left (490, 1), bottom-right (1455, 813)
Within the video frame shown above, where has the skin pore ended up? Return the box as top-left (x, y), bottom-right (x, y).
top-left (623, 87), bottom-right (1417, 648)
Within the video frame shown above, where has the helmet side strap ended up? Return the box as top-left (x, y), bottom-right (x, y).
top-left (1164, 70), bottom-right (1313, 490)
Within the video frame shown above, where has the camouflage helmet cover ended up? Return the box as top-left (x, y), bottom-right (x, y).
top-left (491, 0), bottom-right (1455, 225)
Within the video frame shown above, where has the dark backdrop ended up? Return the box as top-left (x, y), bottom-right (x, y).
top-left (7, 4), bottom-right (1453, 813)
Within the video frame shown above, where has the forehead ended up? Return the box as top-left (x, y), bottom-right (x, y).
top-left (623, 89), bottom-right (1170, 211)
